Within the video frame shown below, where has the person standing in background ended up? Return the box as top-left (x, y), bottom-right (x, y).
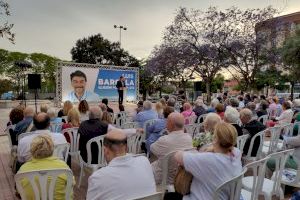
top-left (116, 76), bottom-right (126, 105)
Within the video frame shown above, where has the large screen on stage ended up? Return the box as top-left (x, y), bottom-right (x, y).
top-left (57, 62), bottom-right (139, 103)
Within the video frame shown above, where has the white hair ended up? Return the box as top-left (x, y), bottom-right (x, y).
top-left (194, 99), bottom-right (204, 107)
top-left (211, 98), bottom-right (219, 108)
top-left (224, 106), bottom-right (240, 124)
top-left (47, 108), bottom-right (56, 119)
top-left (294, 99), bottom-right (300, 107)
top-left (143, 101), bottom-right (152, 110)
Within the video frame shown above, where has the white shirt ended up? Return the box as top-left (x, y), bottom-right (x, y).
top-left (87, 154), bottom-right (156, 200)
top-left (17, 130), bottom-right (67, 163)
top-left (275, 109), bottom-right (293, 124)
top-left (183, 148), bottom-right (242, 200)
top-left (107, 124), bottom-right (137, 137)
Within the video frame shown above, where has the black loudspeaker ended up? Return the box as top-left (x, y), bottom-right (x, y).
top-left (28, 74), bottom-right (41, 89)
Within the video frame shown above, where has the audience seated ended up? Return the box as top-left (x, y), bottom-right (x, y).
top-left (62, 108), bottom-right (81, 130)
top-left (246, 102), bottom-right (258, 120)
top-left (160, 98), bottom-right (167, 108)
top-left (136, 100), bottom-right (144, 114)
top-left (224, 106), bottom-right (243, 136)
top-left (238, 96), bottom-right (245, 109)
top-left (167, 97), bottom-right (176, 108)
top-left (101, 98), bottom-right (114, 113)
top-left (275, 101), bottom-right (293, 125)
top-left (215, 103), bottom-right (225, 120)
top-left (193, 99), bottom-right (207, 118)
top-left (58, 100), bottom-right (73, 118)
top-left (17, 135), bottom-right (74, 199)
top-left (40, 104), bottom-right (49, 113)
top-left (78, 107), bottom-right (108, 164)
top-left (78, 100), bottom-right (89, 122)
top-left (155, 102), bottom-right (164, 118)
top-left (13, 107), bottom-right (35, 143)
top-left (206, 98), bottom-right (219, 113)
top-left (228, 97), bottom-right (239, 109)
top-left (134, 101), bottom-right (158, 128)
top-left (166, 122), bottom-right (242, 200)
top-left (146, 106), bottom-right (174, 152)
top-left (240, 108), bottom-right (265, 156)
top-left (47, 108), bottom-right (63, 124)
top-left (17, 112), bottom-right (67, 164)
top-left (256, 100), bottom-right (269, 118)
top-left (151, 112), bottom-right (192, 184)
top-left (87, 130), bottom-right (156, 200)
top-left (7, 107), bottom-right (24, 145)
top-left (181, 102), bottom-right (196, 124)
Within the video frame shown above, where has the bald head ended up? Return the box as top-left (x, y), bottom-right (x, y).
top-left (167, 112), bottom-right (185, 132)
top-left (33, 112), bottom-right (50, 130)
top-left (24, 107), bottom-right (34, 118)
top-left (240, 108), bottom-right (253, 124)
top-left (104, 129), bottom-right (127, 163)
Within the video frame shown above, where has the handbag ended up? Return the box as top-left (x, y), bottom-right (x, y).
top-left (174, 166), bottom-right (193, 195)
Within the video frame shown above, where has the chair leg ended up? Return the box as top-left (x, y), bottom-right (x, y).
top-left (78, 162), bottom-right (84, 188)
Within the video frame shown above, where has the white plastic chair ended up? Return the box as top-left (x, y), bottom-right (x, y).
top-left (78, 135), bottom-right (106, 187)
top-left (49, 122), bottom-right (63, 133)
top-left (160, 151), bottom-right (177, 194)
top-left (237, 135), bottom-right (249, 153)
top-left (213, 167), bottom-right (247, 200)
top-left (15, 168), bottom-right (73, 200)
top-left (293, 121), bottom-right (300, 136)
top-left (184, 124), bottom-right (196, 138)
top-left (142, 119), bottom-right (157, 141)
top-left (262, 126), bottom-right (282, 155)
top-left (122, 122), bottom-right (139, 129)
top-left (243, 149), bottom-right (294, 200)
top-left (185, 115), bottom-right (197, 125)
top-left (196, 113), bottom-right (207, 124)
top-left (53, 143), bottom-right (70, 163)
top-left (241, 157), bottom-right (270, 200)
top-left (281, 123), bottom-right (294, 137)
top-left (244, 130), bottom-right (265, 161)
top-left (257, 115), bottom-right (268, 126)
top-left (62, 128), bottom-right (80, 161)
top-left (132, 192), bottom-right (163, 200)
top-left (280, 154), bottom-right (300, 190)
top-left (127, 133), bottom-right (143, 154)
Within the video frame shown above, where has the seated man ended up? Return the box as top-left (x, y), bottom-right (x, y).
top-left (17, 135), bottom-right (74, 199)
top-left (13, 107), bottom-right (35, 144)
top-left (146, 106), bottom-right (174, 152)
top-left (151, 112), bottom-right (193, 184)
top-left (17, 112), bottom-right (67, 164)
top-left (87, 130), bottom-right (156, 200)
top-left (134, 101), bottom-right (158, 128)
top-left (78, 106), bottom-right (108, 164)
top-left (240, 108), bottom-right (266, 157)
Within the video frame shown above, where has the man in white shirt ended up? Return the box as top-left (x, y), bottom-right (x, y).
top-left (87, 129), bottom-right (156, 200)
top-left (17, 112), bottom-right (67, 163)
top-left (150, 112), bottom-right (193, 184)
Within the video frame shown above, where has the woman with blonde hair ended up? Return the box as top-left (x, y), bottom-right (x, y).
top-left (17, 135), bottom-right (74, 199)
top-left (62, 108), bottom-right (80, 130)
top-left (181, 102), bottom-right (196, 124)
top-left (58, 101), bottom-right (73, 117)
top-left (168, 122), bottom-right (242, 200)
top-left (155, 102), bottom-right (164, 118)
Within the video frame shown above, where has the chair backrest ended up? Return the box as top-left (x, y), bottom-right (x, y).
top-left (267, 149), bottom-right (295, 195)
top-left (132, 192), bottom-right (163, 200)
top-left (246, 130), bottom-right (265, 159)
top-left (257, 115), bottom-right (268, 126)
top-left (109, 112), bottom-right (115, 124)
top-left (265, 126), bottom-right (282, 154)
top-left (185, 115), bottom-right (197, 125)
top-left (196, 113), bottom-right (207, 124)
top-left (122, 122), bottom-right (139, 129)
top-left (184, 124), bottom-right (196, 138)
top-left (236, 135), bottom-right (249, 153)
top-left (280, 123), bottom-right (294, 137)
top-left (86, 135), bottom-right (106, 168)
top-left (243, 157), bottom-right (270, 200)
top-left (49, 122), bottom-right (63, 133)
top-left (15, 168), bottom-right (73, 200)
top-left (5, 124), bottom-right (15, 149)
top-left (142, 119), bottom-right (157, 141)
top-left (127, 133), bottom-right (143, 154)
top-left (53, 143), bottom-right (70, 163)
top-left (213, 167), bottom-right (247, 200)
top-left (62, 128), bottom-right (80, 154)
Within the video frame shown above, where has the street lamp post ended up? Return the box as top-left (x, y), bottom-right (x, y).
top-left (114, 25), bottom-right (127, 47)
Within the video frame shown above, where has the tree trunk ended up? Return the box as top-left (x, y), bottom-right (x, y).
top-left (206, 80), bottom-right (211, 104)
top-left (291, 81), bottom-right (295, 101)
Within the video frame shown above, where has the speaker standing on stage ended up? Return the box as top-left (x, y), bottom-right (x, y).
top-left (116, 76), bottom-right (126, 105)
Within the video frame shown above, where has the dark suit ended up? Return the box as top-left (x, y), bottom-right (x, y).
top-left (116, 80), bottom-right (126, 104)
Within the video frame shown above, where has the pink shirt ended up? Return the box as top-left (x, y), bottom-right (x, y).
top-left (181, 109), bottom-right (196, 124)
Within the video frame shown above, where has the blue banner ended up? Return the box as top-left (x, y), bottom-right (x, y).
top-left (94, 69), bottom-right (137, 101)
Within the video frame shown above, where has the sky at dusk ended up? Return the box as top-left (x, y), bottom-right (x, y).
top-left (1, 0), bottom-right (300, 60)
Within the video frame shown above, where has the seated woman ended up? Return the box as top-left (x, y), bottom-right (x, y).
top-left (223, 106), bottom-right (243, 136)
top-left (181, 102), bottom-right (196, 125)
top-left (62, 108), bottom-right (80, 130)
top-left (58, 101), bottom-right (73, 118)
top-left (256, 100), bottom-right (269, 118)
top-left (192, 99), bottom-right (207, 120)
top-left (78, 100), bottom-right (89, 122)
top-left (215, 103), bottom-right (225, 120)
top-left (166, 122), bottom-right (242, 200)
top-left (155, 102), bottom-right (164, 119)
top-left (17, 135), bottom-right (74, 199)
top-left (47, 108), bottom-right (63, 123)
top-left (7, 107), bottom-right (24, 145)
top-left (267, 101), bottom-right (293, 127)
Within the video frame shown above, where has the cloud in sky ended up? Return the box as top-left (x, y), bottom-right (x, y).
top-left (1, 0), bottom-right (299, 60)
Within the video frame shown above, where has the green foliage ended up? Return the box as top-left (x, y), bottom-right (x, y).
top-left (71, 33), bottom-right (139, 67)
top-left (255, 67), bottom-right (287, 90)
top-left (211, 74), bottom-right (225, 93)
top-left (0, 79), bottom-right (14, 95)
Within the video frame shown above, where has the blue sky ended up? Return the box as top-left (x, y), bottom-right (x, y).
top-left (1, 0), bottom-right (300, 60)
